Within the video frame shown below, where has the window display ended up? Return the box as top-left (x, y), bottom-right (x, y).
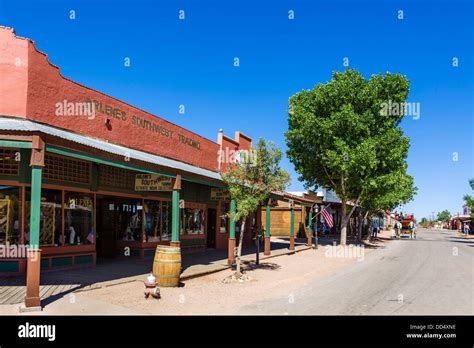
top-left (181, 208), bottom-right (205, 235)
top-left (25, 188), bottom-right (62, 247)
top-left (64, 191), bottom-right (94, 245)
top-left (144, 200), bottom-right (161, 242)
top-left (116, 200), bottom-right (142, 241)
top-left (0, 186), bottom-right (21, 244)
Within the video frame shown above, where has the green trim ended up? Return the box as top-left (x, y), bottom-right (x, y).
top-left (265, 205), bottom-right (271, 237)
top-left (46, 145), bottom-right (175, 178)
top-left (40, 258), bottom-right (50, 269)
top-left (75, 255), bottom-right (94, 265)
top-left (290, 208), bottom-right (295, 237)
top-left (43, 178), bottom-right (90, 189)
top-left (91, 163), bottom-right (99, 191)
top-left (46, 144), bottom-right (225, 188)
top-left (308, 211), bottom-right (312, 229)
top-left (0, 174), bottom-right (20, 181)
top-left (144, 249), bottom-right (155, 258)
top-left (0, 140), bottom-right (32, 149)
top-left (29, 166), bottom-right (42, 250)
top-left (229, 199), bottom-right (236, 239)
top-left (181, 238), bottom-right (205, 247)
top-left (182, 176), bottom-right (225, 188)
top-left (52, 256), bottom-right (73, 268)
top-left (19, 149), bottom-right (30, 183)
top-left (171, 190), bottom-right (180, 242)
top-left (0, 260), bottom-right (19, 272)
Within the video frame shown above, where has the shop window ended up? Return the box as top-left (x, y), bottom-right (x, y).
top-left (144, 200), bottom-right (161, 242)
top-left (25, 188), bottom-right (62, 247)
top-left (181, 208), bottom-right (205, 235)
top-left (220, 201), bottom-right (229, 233)
top-left (116, 199), bottom-right (142, 241)
top-left (64, 192), bottom-right (94, 245)
top-left (0, 186), bottom-right (21, 244)
top-left (161, 202), bottom-right (171, 241)
top-left (44, 154), bottom-right (91, 184)
top-left (0, 149), bottom-right (20, 176)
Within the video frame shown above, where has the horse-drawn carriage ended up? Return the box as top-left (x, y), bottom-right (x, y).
top-left (401, 214), bottom-right (416, 238)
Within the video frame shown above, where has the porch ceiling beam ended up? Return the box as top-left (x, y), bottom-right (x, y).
top-left (0, 139), bottom-right (32, 149)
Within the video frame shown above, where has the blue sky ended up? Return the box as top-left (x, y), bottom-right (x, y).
top-left (1, 0), bottom-right (472, 219)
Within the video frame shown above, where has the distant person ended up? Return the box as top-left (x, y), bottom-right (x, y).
top-left (371, 220), bottom-right (379, 240)
top-left (464, 223), bottom-right (470, 235)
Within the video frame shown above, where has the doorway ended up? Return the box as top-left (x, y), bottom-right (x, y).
top-left (96, 197), bottom-right (118, 258)
top-left (96, 196), bottom-right (143, 259)
top-left (207, 208), bottom-right (216, 248)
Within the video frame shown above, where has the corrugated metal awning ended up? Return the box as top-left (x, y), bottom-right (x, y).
top-left (0, 117), bottom-right (222, 181)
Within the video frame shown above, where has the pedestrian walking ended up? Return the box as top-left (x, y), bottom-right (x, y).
top-left (371, 220), bottom-right (379, 240)
top-left (464, 223), bottom-right (470, 235)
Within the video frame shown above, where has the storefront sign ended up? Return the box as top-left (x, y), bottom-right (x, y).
top-left (85, 97), bottom-right (201, 150)
top-left (210, 188), bottom-right (230, 201)
top-left (135, 174), bottom-right (173, 191)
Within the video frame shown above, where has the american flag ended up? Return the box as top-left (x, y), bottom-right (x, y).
top-left (321, 206), bottom-right (334, 228)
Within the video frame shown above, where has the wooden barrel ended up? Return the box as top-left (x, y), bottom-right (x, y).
top-left (153, 245), bottom-right (181, 287)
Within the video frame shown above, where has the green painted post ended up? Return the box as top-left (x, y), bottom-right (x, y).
top-left (229, 199), bottom-right (236, 239)
top-left (171, 189), bottom-right (180, 242)
top-left (265, 205), bottom-right (271, 237)
top-left (308, 210), bottom-right (313, 230)
top-left (290, 207), bottom-right (295, 237)
top-left (29, 166), bottom-right (43, 250)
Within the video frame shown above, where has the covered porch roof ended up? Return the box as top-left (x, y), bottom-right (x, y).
top-left (0, 116), bottom-right (222, 184)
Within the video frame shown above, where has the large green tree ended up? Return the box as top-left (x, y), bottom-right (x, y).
top-left (286, 69), bottom-right (416, 245)
top-left (222, 138), bottom-right (290, 277)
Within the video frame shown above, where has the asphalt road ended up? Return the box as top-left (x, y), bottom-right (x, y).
top-left (240, 228), bottom-right (473, 315)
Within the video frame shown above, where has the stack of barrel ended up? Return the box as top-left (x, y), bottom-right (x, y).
top-left (153, 245), bottom-right (181, 287)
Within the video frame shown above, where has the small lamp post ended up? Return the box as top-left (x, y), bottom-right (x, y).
top-left (313, 204), bottom-right (319, 249)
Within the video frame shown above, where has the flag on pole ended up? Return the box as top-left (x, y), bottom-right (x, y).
top-left (321, 206), bottom-right (334, 228)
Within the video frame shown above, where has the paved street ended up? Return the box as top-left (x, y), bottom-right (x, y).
top-left (2, 228), bottom-right (471, 315)
top-left (240, 228), bottom-right (473, 315)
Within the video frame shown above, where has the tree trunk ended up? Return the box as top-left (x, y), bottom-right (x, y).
top-left (357, 209), bottom-right (363, 242)
top-left (363, 214), bottom-right (372, 242)
top-left (340, 202), bottom-right (347, 245)
top-left (235, 217), bottom-right (246, 277)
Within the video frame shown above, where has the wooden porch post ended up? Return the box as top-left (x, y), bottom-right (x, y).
top-left (264, 204), bottom-right (271, 255)
top-left (307, 208), bottom-right (312, 247)
top-left (25, 136), bottom-right (44, 309)
top-left (289, 203), bottom-right (295, 251)
top-left (170, 175), bottom-right (181, 247)
top-left (228, 199), bottom-right (236, 265)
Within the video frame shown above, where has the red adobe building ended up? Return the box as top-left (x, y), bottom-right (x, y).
top-left (0, 27), bottom-right (313, 308)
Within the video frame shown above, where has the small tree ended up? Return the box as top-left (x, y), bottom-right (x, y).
top-left (437, 210), bottom-right (451, 222)
top-left (463, 178), bottom-right (474, 219)
top-left (221, 138), bottom-right (290, 277)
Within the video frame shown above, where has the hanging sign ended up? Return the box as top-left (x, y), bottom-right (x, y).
top-left (210, 188), bottom-right (230, 201)
top-left (135, 174), bottom-right (173, 191)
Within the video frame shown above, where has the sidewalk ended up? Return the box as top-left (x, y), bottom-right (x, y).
top-left (0, 237), bottom-right (310, 306)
